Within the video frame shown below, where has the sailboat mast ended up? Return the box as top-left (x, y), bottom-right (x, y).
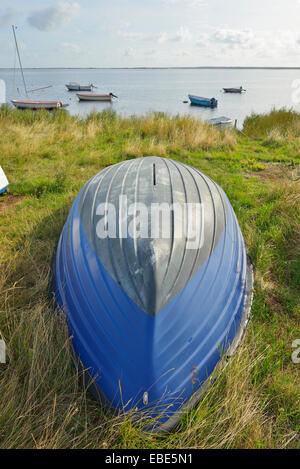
top-left (12, 25), bottom-right (28, 97)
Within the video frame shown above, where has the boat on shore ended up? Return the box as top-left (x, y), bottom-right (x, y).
top-left (223, 86), bottom-right (246, 93)
top-left (188, 95), bottom-right (218, 108)
top-left (207, 116), bottom-right (234, 130)
top-left (0, 166), bottom-right (9, 195)
top-left (66, 82), bottom-right (95, 91)
top-left (52, 156), bottom-right (253, 432)
top-left (11, 99), bottom-right (68, 110)
top-left (77, 92), bottom-right (118, 102)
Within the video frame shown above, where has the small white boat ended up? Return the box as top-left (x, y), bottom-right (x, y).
top-left (207, 116), bottom-right (234, 130)
top-left (11, 99), bottom-right (67, 110)
top-left (66, 82), bottom-right (95, 91)
top-left (0, 166), bottom-right (9, 195)
top-left (77, 92), bottom-right (118, 102)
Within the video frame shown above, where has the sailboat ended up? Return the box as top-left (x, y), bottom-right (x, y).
top-left (10, 25), bottom-right (68, 111)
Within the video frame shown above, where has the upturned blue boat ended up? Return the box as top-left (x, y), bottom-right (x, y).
top-left (52, 157), bottom-right (253, 432)
top-left (188, 94), bottom-right (218, 108)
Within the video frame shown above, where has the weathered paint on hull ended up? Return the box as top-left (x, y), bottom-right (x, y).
top-left (53, 157), bottom-right (253, 431)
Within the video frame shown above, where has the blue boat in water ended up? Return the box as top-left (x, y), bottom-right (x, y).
top-left (188, 94), bottom-right (218, 108)
top-left (52, 157), bottom-right (253, 432)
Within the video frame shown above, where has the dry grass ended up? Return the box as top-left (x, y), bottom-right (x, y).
top-left (0, 294), bottom-right (297, 449)
top-left (1, 297), bottom-right (296, 448)
top-left (0, 106), bottom-right (237, 161)
top-left (174, 343), bottom-right (289, 449)
top-left (243, 108), bottom-right (300, 142)
top-left (128, 114), bottom-right (236, 150)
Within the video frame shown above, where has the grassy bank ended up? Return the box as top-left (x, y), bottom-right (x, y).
top-left (0, 106), bottom-right (299, 449)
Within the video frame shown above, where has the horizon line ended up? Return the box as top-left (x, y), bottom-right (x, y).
top-left (1, 66), bottom-right (300, 70)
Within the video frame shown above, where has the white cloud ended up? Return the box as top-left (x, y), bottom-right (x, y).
top-left (124, 47), bottom-right (136, 57)
top-left (119, 32), bottom-right (146, 41)
top-left (27, 1), bottom-right (80, 31)
top-left (193, 28), bottom-right (300, 64)
top-left (62, 42), bottom-right (82, 54)
top-left (144, 49), bottom-right (157, 57)
top-left (171, 26), bottom-right (192, 42)
top-left (175, 50), bottom-right (192, 57)
top-left (155, 27), bottom-right (193, 44)
top-left (212, 28), bottom-right (254, 46)
top-left (195, 33), bottom-right (209, 48)
top-left (115, 24), bottom-right (300, 66)
top-left (119, 26), bottom-right (192, 45)
top-left (157, 32), bottom-right (168, 44)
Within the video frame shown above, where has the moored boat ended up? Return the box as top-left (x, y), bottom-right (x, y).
top-left (11, 99), bottom-right (67, 110)
top-left (188, 94), bottom-right (218, 108)
top-left (52, 156), bottom-right (254, 432)
top-left (223, 86), bottom-right (246, 93)
top-left (66, 82), bottom-right (95, 91)
top-left (77, 92), bottom-right (118, 102)
top-left (10, 25), bottom-right (68, 111)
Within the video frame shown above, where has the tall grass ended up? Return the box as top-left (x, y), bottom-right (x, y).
top-left (1, 301), bottom-right (292, 448)
top-left (0, 105), bottom-right (237, 154)
top-left (243, 108), bottom-right (300, 142)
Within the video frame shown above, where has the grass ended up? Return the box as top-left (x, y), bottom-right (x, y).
top-left (0, 106), bottom-right (299, 449)
top-left (243, 108), bottom-right (300, 141)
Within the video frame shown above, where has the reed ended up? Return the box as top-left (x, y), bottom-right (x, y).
top-left (243, 108), bottom-right (300, 141)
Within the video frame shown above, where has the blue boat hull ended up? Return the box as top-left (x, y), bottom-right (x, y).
top-left (0, 185), bottom-right (9, 195)
top-left (53, 157), bottom-right (253, 431)
top-left (188, 95), bottom-right (218, 108)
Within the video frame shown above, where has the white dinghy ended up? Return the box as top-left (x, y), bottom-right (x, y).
top-left (0, 166), bottom-right (9, 194)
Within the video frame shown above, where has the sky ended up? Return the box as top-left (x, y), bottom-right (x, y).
top-left (0, 0), bottom-right (300, 68)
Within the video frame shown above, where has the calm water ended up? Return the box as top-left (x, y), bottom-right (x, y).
top-left (1, 68), bottom-right (300, 128)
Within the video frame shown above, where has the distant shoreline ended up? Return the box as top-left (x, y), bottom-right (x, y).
top-left (1, 66), bottom-right (300, 70)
